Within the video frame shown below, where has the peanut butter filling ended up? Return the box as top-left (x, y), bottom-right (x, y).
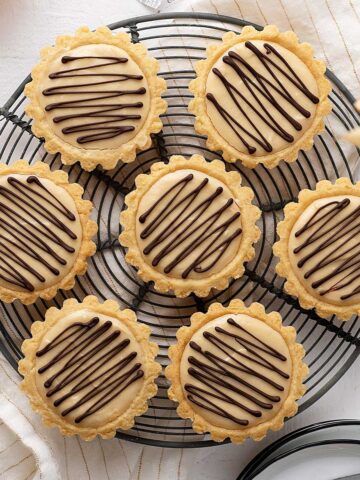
top-left (206, 40), bottom-right (319, 157)
top-left (179, 313), bottom-right (292, 430)
top-left (34, 309), bottom-right (145, 428)
top-left (38, 43), bottom-right (150, 150)
top-left (0, 174), bottom-right (82, 292)
top-left (136, 169), bottom-right (243, 280)
top-left (289, 195), bottom-right (360, 305)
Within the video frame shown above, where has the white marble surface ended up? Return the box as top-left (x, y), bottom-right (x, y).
top-left (0, 1), bottom-right (360, 479)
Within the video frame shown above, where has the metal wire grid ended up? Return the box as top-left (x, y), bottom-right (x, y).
top-left (0, 12), bottom-right (360, 448)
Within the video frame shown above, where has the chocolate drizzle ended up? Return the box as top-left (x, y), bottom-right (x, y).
top-left (0, 175), bottom-right (78, 292)
top-left (185, 317), bottom-right (289, 426)
top-left (138, 173), bottom-right (242, 278)
top-left (293, 197), bottom-right (360, 300)
top-left (206, 41), bottom-right (319, 154)
top-left (36, 317), bottom-right (143, 424)
top-left (42, 55), bottom-right (146, 144)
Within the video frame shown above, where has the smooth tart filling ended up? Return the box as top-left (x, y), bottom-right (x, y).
top-left (205, 40), bottom-right (319, 157)
top-left (136, 169), bottom-right (243, 280)
top-left (179, 313), bottom-right (292, 430)
top-left (34, 309), bottom-right (145, 428)
top-left (38, 43), bottom-right (150, 150)
top-left (0, 174), bottom-right (81, 293)
top-left (289, 195), bottom-right (360, 306)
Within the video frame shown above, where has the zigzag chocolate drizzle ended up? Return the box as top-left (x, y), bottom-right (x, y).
top-left (293, 197), bottom-right (360, 300)
top-left (138, 173), bottom-right (242, 278)
top-left (43, 55), bottom-right (146, 144)
top-left (185, 317), bottom-right (289, 426)
top-left (36, 317), bottom-right (143, 424)
top-left (206, 41), bottom-right (319, 154)
top-left (0, 175), bottom-right (78, 292)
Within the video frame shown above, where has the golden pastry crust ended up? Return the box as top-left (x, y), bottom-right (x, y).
top-left (18, 295), bottom-right (161, 440)
top-left (274, 177), bottom-right (360, 320)
top-left (188, 25), bottom-right (332, 169)
top-left (25, 26), bottom-right (167, 171)
top-left (0, 160), bottom-right (97, 304)
top-left (165, 299), bottom-right (308, 444)
top-left (119, 154), bottom-right (261, 298)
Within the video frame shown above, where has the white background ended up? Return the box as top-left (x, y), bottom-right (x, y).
top-left (0, 1), bottom-right (360, 479)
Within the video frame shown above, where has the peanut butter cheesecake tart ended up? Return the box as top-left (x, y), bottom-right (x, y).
top-left (25, 26), bottom-right (167, 171)
top-left (166, 300), bottom-right (308, 443)
top-left (0, 160), bottom-right (97, 304)
top-left (119, 154), bottom-right (261, 298)
top-left (19, 296), bottom-right (161, 440)
top-left (274, 178), bottom-right (360, 320)
top-left (189, 25), bottom-right (331, 169)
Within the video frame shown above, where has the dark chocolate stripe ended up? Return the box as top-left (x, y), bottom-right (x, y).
top-left (138, 173), bottom-right (242, 278)
top-left (185, 317), bottom-right (289, 426)
top-left (37, 317), bottom-right (143, 424)
top-left (0, 175), bottom-right (78, 292)
top-left (206, 41), bottom-right (319, 154)
top-left (43, 55), bottom-right (146, 144)
top-left (293, 197), bottom-right (360, 300)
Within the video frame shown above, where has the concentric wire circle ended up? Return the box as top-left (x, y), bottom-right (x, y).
top-left (0, 12), bottom-right (359, 447)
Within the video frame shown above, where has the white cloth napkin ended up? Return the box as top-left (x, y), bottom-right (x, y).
top-left (0, 357), bottom-right (173, 480)
top-left (1, 1), bottom-right (360, 479)
top-left (0, 359), bottom-right (60, 480)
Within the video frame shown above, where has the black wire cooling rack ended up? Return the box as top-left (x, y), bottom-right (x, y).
top-left (0, 12), bottom-right (360, 448)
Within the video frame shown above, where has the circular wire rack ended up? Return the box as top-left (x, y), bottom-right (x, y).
top-left (0, 12), bottom-right (360, 448)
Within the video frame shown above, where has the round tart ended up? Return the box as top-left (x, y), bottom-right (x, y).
top-left (274, 178), bottom-right (360, 320)
top-left (166, 300), bottom-right (308, 443)
top-left (19, 295), bottom-right (161, 440)
top-left (0, 160), bottom-right (97, 304)
top-left (189, 25), bottom-right (332, 169)
top-left (119, 154), bottom-right (261, 298)
top-left (25, 26), bottom-right (167, 171)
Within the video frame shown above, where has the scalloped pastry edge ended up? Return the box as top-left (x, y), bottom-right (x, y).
top-left (274, 177), bottom-right (360, 320)
top-left (119, 154), bottom-right (261, 298)
top-left (0, 160), bottom-right (97, 304)
top-left (18, 295), bottom-right (162, 440)
top-left (165, 299), bottom-right (308, 443)
top-left (188, 25), bottom-right (332, 169)
top-left (25, 26), bottom-right (167, 171)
